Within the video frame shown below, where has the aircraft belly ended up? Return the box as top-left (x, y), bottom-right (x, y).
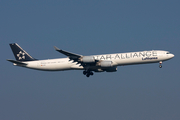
top-left (27, 61), bottom-right (73, 71)
top-left (42, 63), bottom-right (72, 71)
top-left (114, 57), bottom-right (160, 66)
top-left (70, 64), bottom-right (84, 70)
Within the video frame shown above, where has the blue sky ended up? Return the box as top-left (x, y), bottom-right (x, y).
top-left (0, 0), bottom-right (180, 120)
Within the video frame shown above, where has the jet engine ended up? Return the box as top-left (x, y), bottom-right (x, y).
top-left (81, 56), bottom-right (95, 63)
top-left (105, 66), bottom-right (117, 72)
top-left (99, 61), bottom-right (113, 67)
top-left (94, 69), bottom-right (104, 72)
top-left (94, 67), bottom-right (117, 72)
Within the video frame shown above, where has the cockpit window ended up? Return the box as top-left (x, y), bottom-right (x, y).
top-left (166, 52), bottom-right (170, 54)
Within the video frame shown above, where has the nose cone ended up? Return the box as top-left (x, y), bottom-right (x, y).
top-left (171, 54), bottom-right (175, 58)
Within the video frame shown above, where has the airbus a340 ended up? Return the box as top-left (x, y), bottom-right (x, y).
top-left (7, 43), bottom-right (174, 77)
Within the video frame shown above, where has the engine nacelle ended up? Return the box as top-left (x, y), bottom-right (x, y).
top-left (81, 56), bottom-right (95, 63)
top-left (105, 67), bottom-right (117, 72)
top-left (94, 69), bottom-right (104, 72)
top-left (99, 61), bottom-right (113, 67)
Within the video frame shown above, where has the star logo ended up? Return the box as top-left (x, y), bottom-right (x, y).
top-left (17, 51), bottom-right (25, 60)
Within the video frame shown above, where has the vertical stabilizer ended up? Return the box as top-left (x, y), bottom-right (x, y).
top-left (9, 43), bottom-right (36, 61)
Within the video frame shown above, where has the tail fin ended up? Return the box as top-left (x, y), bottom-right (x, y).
top-left (9, 43), bottom-right (36, 61)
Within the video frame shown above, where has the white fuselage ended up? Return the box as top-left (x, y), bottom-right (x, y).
top-left (15, 50), bottom-right (174, 71)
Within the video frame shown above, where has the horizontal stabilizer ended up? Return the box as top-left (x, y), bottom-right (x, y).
top-left (7, 59), bottom-right (27, 65)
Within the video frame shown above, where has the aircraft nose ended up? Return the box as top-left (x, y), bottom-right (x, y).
top-left (171, 54), bottom-right (175, 58)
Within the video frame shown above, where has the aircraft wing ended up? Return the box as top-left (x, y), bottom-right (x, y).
top-left (7, 59), bottom-right (27, 65)
top-left (54, 46), bottom-right (100, 67)
top-left (54, 46), bottom-right (82, 59)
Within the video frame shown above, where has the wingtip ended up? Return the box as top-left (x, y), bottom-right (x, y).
top-left (54, 46), bottom-right (60, 51)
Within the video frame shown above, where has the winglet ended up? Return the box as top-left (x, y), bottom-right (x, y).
top-left (54, 46), bottom-right (60, 51)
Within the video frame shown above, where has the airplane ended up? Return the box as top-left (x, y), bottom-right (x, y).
top-left (7, 43), bottom-right (174, 77)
